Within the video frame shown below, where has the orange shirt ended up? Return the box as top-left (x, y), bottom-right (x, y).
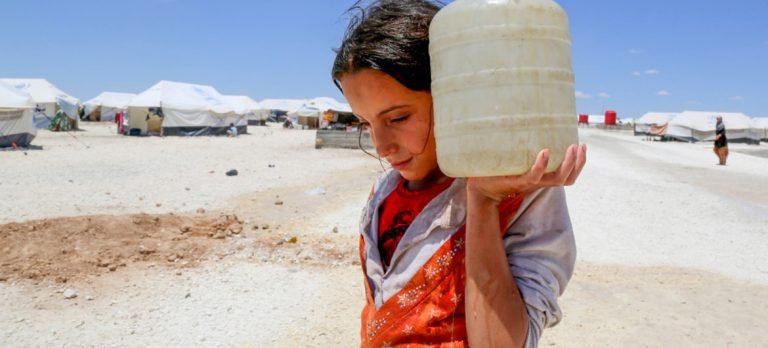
top-left (362, 191), bottom-right (526, 347)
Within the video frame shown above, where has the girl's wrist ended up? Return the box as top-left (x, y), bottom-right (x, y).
top-left (466, 183), bottom-right (502, 208)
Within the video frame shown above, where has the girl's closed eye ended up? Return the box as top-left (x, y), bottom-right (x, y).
top-left (391, 115), bottom-right (409, 124)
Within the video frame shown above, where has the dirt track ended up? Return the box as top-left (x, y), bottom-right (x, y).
top-left (0, 212), bottom-right (359, 284)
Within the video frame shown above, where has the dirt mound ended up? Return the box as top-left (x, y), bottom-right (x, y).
top-left (0, 213), bottom-right (244, 283)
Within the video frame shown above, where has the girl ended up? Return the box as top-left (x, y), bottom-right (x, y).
top-left (332, 1), bottom-right (587, 346)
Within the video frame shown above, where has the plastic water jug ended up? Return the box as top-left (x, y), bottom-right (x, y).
top-left (429, 0), bottom-right (578, 177)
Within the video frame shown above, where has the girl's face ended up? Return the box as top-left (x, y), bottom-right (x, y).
top-left (340, 69), bottom-right (440, 184)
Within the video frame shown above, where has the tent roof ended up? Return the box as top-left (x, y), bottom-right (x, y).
top-left (636, 112), bottom-right (678, 125)
top-left (670, 111), bottom-right (754, 131)
top-left (84, 92), bottom-right (136, 109)
top-left (306, 97), bottom-right (352, 113)
top-left (128, 80), bottom-right (246, 114)
top-left (223, 95), bottom-right (261, 112)
top-left (258, 97), bottom-right (352, 114)
top-left (0, 80), bottom-right (34, 109)
top-left (0, 78), bottom-right (80, 105)
top-left (259, 99), bottom-right (306, 113)
top-left (753, 117), bottom-right (768, 128)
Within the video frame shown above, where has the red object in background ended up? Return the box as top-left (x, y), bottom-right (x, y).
top-left (116, 112), bottom-right (124, 134)
top-left (604, 110), bottom-right (617, 125)
top-left (578, 114), bottom-right (589, 124)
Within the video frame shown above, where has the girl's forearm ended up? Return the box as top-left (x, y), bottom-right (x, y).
top-left (465, 192), bottom-right (529, 347)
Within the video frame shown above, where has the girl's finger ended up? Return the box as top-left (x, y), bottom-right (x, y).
top-left (541, 144), bottom-right (576, 186)
top-left (558, 144), bottom-right (579, 180)
top-left (565, 144), bottom-right (587, 185)
top-left (524, 148), bottom-right (550, 184)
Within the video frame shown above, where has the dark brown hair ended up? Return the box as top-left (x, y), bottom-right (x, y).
top-left (332, 0), bottom-right (442, 92)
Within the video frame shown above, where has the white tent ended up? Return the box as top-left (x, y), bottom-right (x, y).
top-left (259, 99), bottom-right (306, 113)
top-left (665, 111), bottom-right (759, 144)
top-left (753, 117), bottom-right (768, 141)
top-left (306, 97), bottom-right (352, 113)
top-left (635, 112), bottom-right (678, 135)
top-left (0, 81), bottom-right (36, 147)
top-left (83, 92), bottom-right (136, 122)
top-left (286, 97), bottom-right (353, 129)
top-left (258, 99), bottom-right (306, 128)
top-left (0, 78), bottom-right (80, 129)
top-left (586, 114), bottom-right (604, 125)
top-left (223, 95), bottom-right (268, 125)
top-left (126, 81), bottom-right (248, 136)
top-left (257, 98), bottom-right (352, 128)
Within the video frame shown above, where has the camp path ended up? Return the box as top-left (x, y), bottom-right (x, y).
top-left (1, 123), bottom-right (380, 347)
top-left (542, 128), bottom-right (768, 347)
top-left (1, 124), bottom-right (767, 347)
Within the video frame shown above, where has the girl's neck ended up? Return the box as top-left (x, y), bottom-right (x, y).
top-left (404, 168), bottom-right (449, 191)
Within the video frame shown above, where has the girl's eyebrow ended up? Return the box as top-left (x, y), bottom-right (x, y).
top-left (354, 105), bottom-right (409, 121)
top-left (375, 105), bottom-right (409, 118)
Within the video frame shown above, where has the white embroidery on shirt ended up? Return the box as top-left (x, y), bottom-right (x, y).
top-left (429, 308), bottom-right (443, 320)
top-left (403, 325), bottom-right (414, 336)
top-left (397, 284), bottom-right (426, 309)
top-left (424, 266), bottom-right (439, 280)
top-left (366, 312), bottom-right (391, 340)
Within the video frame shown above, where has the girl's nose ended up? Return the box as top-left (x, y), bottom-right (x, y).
top-left (371, 127), bottom-right (396, 158)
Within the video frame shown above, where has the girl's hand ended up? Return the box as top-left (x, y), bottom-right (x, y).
top-left (466, 144), bottom-right (587, 203)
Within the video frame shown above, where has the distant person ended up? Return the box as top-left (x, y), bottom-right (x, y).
top-left (714, 116), bottom-right (728, 165)
top-left (227, 123), bottom-right (238, 137)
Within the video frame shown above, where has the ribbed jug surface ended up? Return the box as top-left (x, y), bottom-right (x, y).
top-left (429, 0), bottom-right (578, 177)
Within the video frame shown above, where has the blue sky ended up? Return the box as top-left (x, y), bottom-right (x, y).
top-left (1, 0), bottom-right (766, 118)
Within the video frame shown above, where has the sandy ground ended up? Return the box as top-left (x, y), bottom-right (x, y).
top-left (1, 123), bottom-right (767, 347)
